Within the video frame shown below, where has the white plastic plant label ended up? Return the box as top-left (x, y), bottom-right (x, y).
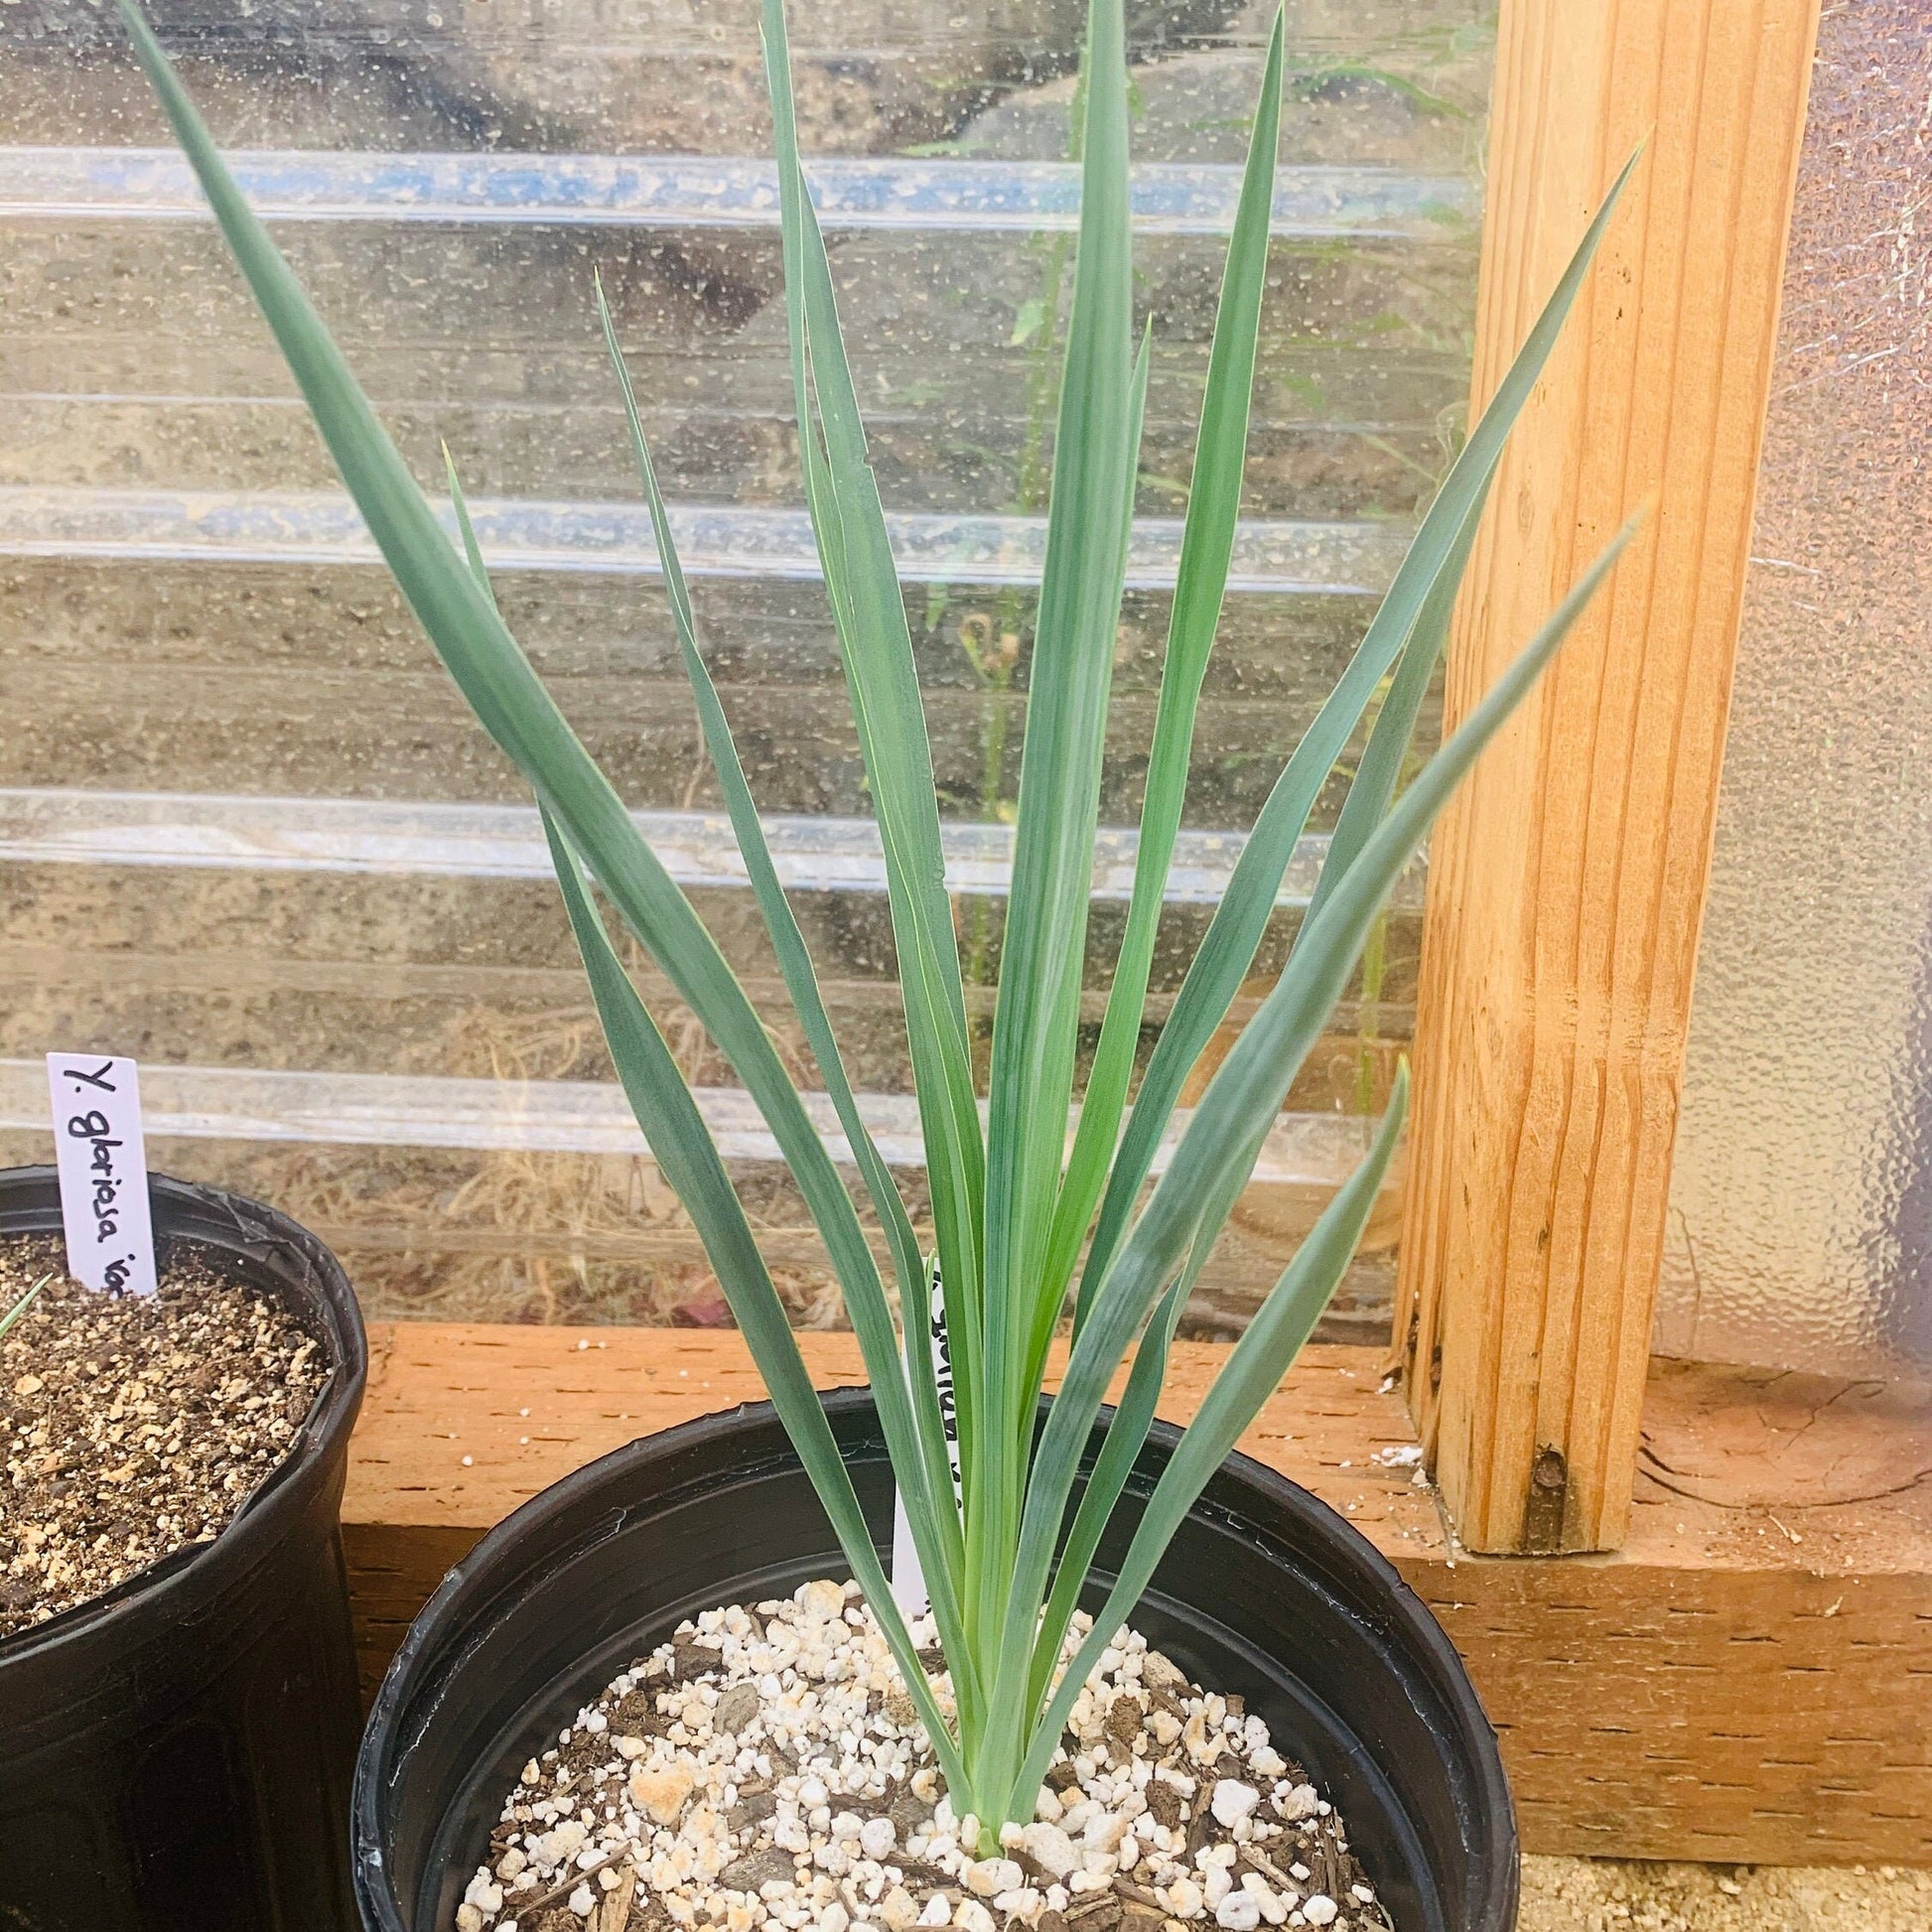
top-left (892, 1256), bottom-right (961, 1613)
top-left (46, 1053), bottom-right (157, 1297)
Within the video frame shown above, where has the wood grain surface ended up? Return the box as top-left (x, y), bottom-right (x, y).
top-left (1394, 0), bottom-right (1825, 1555)
top-left (341, 1325), bottom-right (1928, 1864)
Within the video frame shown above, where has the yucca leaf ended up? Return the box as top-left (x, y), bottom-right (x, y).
top-left (1046, 521), bottom-right (1640, 1531)
top-left (590, 280), bottom-right (969, 1636)
top-left (1010, 1066), bottom-right (1409, 1808)
top-left (1068, 513), bottom-right (1449, 1332)
top-left (1301, 494), bottom-right (1480, 934)
top-left (111, 0), bottom-right (980, 1688)
top-left (1028, 1014), bottom-right (1361, 1713)
top-left (111, 0), bottom-right (874, 1264)
top-left (997, 522), bottom-right (1637, 1808)
top-left (970, 0), bottom-right (1138, 1786)
top-left (1071, 151), bottom-right (1639, 1334)
top-left (441, 447), bottom-right (492, 594)
top-left (982, 0), bottom-right (1136, 1494)
top-left (1025, 1087), bottom-right (1269, 1714)
top-left (449, 431), bottom-right (974, 1680)
top-left (780, 143), bottom-right (992, 1688)
top-left (759, 8), bottom-right (983, 1218)
top-left (1035, 7), bottom-right (1286, 1378)
top-left (1024, 1271), bottom-right (1185, 1717)
top-left (760, 0), bottom-right (990, 1514)
top-left (538, 809), bottom-right (967, 1794)
top-left (1006, 322), bottom-right (1156, 1773)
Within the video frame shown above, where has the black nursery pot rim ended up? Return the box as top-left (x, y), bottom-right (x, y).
top-left (0, 1164), bottom-right (368, 1665)
top-left (354, 1388), bottom-right (1518, 1932)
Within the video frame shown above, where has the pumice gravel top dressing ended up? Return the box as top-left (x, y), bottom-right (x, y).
top-left (456, 1585), bottom-right (1385, 1932)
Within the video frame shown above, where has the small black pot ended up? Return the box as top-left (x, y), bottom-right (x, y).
top-left (355, 1392), bottom-right (1516, 1932)
top-left (0, 1167), bottom-right (368, 1932)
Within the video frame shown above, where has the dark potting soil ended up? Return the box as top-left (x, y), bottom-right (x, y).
top-left (0, 1232), bottom-right (328, 1639)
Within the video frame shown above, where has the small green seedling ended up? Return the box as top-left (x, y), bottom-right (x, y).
top-left (0, 1274), bottom-right (53, 1345)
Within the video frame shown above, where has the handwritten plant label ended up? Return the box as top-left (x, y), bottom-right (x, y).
top-left (892, 1256), bottom-right (961, 1614)
top-left (46, 1054), bottom-right (156, 1297)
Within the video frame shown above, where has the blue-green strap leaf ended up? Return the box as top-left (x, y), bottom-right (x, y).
top-left (1072, 151), bottom-right (1639, 1333)
top-left (0, 1273), bottom-right (50, 1344)
top-left (981, 0), bottom-right (1137, 1472)
top-left (1024, 1271), bottom-right (1185, 1718)
top-left (590, 279), bottom-right (968, 1633)
top-left (1012, 1068), bottom-right (1409, 1804)
top-left (1000, 523), bottom-right (1638, 1803)
top-left (109, 2), bottom-right (898, 1391)
top-left (1037, 6), bottom-right (1287, 1365)
top-left (450, 429), bottom-right (973, 1680)
top-left (540, 806), bottom-right (968, 1795)
top-left (761, 0), bottom-right (989, 1496)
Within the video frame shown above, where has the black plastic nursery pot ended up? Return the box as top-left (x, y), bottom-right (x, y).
top-left (355, 1391), bottom-right (1517, 1932)
top-left (0, 1167), bottom-right (369, 1932)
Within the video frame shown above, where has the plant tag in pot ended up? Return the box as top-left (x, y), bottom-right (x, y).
top-left (46, 1052), bottom-right (156, 1297)
top-left (893, 1258), bottom-right (960, 1612)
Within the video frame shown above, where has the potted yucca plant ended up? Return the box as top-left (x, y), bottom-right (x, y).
top-left (0, 1168), bottom-right (368, 1931)
top-left (116, 1), bottom-right (1634, 1926)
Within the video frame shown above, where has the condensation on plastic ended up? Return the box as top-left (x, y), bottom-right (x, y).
top-left (0, 483), bottom-right (1411, 593)
top-left (0, 786), bottom-right (1422, 906)
top-left (0, 146), bottom-right (1475, 236)
top-left (1656, 0), bottom-right (1932, 1377)
top-left (0, 0), bottom-right (1490, 1332)
top-left (0, 1056), bottom-right (1402, 1199)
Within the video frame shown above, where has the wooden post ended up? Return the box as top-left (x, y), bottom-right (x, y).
top-left (1394, 0), bottom-right (1822, 1553)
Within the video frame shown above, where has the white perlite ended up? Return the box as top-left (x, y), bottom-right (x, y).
top-left (456, 1583), bottom-right (1387, 1932)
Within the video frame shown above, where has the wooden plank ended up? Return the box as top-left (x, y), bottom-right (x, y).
top-left (1393, 0), bottom-right (1824, 1553)
top-left (341, 1324), bottom-right (1930, 1866)
top-left (344, 1326), bottom-right (1438, 1547)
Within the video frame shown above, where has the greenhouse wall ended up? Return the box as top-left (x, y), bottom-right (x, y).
top-left (0, 0), bottom-right (1490, 1341)
top-left (1657, 0), bottom-right (1932, 1378)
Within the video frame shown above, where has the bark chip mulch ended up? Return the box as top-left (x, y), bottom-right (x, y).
top-left (0, 1232), bottom-right (328, 1639)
